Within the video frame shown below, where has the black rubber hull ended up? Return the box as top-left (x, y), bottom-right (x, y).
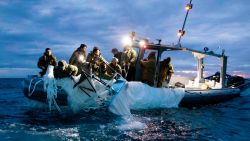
top-left (22, 77), bottom-right (68, 106)
top-left (22, 77), bottom-right (245, 108)
top-left (179, 88), bottom-right (240, 107)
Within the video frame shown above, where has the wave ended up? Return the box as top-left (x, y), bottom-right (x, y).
top-left (241, 86), bottom-right (250, 96)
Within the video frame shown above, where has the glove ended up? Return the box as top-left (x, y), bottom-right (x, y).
top-left (94, 64), bottom-right (98, 69)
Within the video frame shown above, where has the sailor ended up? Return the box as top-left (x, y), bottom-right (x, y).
top-left (37, 48), bottom-right (57, 77)
top-left (111, 48), bottom-right (123, 64)
top-left (157, 57), bottom-right (174, 87)
top-left (140, 52), bottom-right (156, 86)
top-left (86, 47), bottom-right (107, 76)
top-left (54, 60), bottom-right (78, 79)
top-left (120, 46), bottom-right (137, 81)
top-left (69, 44), bottom-right (87, 74)
top-left (107, 57), bottom-right (122, 76)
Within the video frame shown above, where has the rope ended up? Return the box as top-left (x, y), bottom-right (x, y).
top-left (44, 77), bottom-right (61, 112)
top-left (28, 77), bottom-right (43, 96)
top-left (105, 72), bottom-right (120, 87)
top-left (43, 65), bottom-right (61, 112)
top-left (27, 73), bottom-right (61, 112)
top-left (53, 97), bottom-right (61, 112)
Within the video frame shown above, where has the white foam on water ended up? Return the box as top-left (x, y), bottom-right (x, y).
top-left (109, 82), bottom-right (185, 116)
top-left (116, 116), bottom-right (146, 130)
top-left (27, 127), bottom-right (80, 141)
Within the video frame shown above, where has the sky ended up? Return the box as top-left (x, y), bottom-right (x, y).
top-left (0, 0), bottom-right (249, 78)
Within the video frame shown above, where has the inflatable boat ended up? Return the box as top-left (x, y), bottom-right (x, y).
top-left (22, 74), bottom-right (248, 109)
top-left (22, 1), bottom-right (250, 112)
top-left (22, 35), bottom-right (250, 111)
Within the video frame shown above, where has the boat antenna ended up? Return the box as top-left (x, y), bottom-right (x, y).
top-left (177, 0), bottom-right (193, 47)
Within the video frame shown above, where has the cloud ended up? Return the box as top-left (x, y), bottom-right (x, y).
top-left (184, 22), bottom-right (250, 45)
top-left (0, 0), bottom-right (249, 78)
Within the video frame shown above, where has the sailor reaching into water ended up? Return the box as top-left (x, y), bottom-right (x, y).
top-left (37, 48), bottom-right (57, 77)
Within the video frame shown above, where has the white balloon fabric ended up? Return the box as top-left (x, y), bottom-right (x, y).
top-left (109, 82), bottom-right (185, 116)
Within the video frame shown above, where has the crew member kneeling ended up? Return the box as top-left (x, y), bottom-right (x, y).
top-left (54, 60), bottom-right (78, 79)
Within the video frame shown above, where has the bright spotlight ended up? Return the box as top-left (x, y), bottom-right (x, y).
top-left (122, 36), bottom-right (132, 46)
top-left (185, 4), bottom-right (193, 11)
top-left (139, 40), bottom-right (146, 48)
top-left (78, 55), bottom-right (84, 63)
top-left (178, 30), bottom-right (185, 37)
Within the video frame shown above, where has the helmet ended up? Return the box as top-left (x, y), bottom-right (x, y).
top-left (112, 48), bottom-right (118, 53)
top-left (80, 44), bottom-right (87, 48)
top-left (111, 57), bottom-right (119, 63)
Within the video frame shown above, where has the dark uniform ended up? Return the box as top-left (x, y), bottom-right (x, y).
top-left (157, 57), bottom-right (174, 87)
top-left (107, 57), bottom-right (122, 77)
top-left (120, 46), bottom-right (137, 80)
top-left (37, 48), bottom-right (57, 76)
top-left (140, 52), bottom-right (156, 86)
top-left (73, 47), bottom-right (108, 87)
top-left (108, 63), bottom-right (122, 75)
top-left (111, 48), bottom-right (123, 64)
top-left (69, 44), bottom-right (87, 75)
top-left (54, 60), bottom-right (78, 79)
top-left (86, 47), bottom-right (107, 76)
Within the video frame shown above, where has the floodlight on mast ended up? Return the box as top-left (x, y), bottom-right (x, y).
top-left (177, 0), bottom-right (193, 47)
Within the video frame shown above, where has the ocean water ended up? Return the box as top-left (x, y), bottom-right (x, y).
top-left (0, 78), bottom-right (250, 141)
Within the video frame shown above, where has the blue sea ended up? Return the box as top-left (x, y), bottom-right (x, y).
top-left (0, 78), bottom-right (250, 141)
